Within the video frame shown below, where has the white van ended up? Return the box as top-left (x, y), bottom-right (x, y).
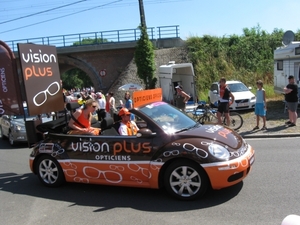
top-left (274, 41), bottom-right (300, 94)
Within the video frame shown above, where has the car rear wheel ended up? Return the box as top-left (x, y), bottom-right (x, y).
top-left (164, 159), bottom-right (208, 200)
top-left (36, 155), bottom-right (65, 187)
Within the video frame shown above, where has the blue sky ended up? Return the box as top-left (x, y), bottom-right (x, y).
top-left (1, 0), bottom-right (300, 42)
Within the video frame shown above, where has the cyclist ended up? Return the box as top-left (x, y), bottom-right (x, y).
top-left (217, 77), bottom-right (235, 126)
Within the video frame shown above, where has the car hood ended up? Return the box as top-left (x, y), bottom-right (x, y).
top-left (12, 118), bottom-right (26, 126)
top-left (179, 124), bottom-right (244, 149)
top-left (232, 91), bottom-right (255, 100)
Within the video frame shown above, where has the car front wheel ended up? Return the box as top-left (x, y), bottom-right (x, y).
top-left (164, 159), bottom-right (208, 200)
top-left (36, 155), bottom-right (65, 187)
top-left (8, 132), bottom-right (15, 146)
top-left (0, 126), bottom-right (7, 139)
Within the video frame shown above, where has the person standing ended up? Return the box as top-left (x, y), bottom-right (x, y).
top-left (175, 85), bottom-right (190, 111)
top-left (217, 77), bottom-right (235, 126)
top-left (96, 92), bottom-right (106, 121)
top-left (108, 92), bottom-right (117, 119)
top-left (284, 75), bottom-right (298, 127)
top-left (253, 80), bottom-right (267, 130)
top-left (124, 91), bottom-right (135, 121)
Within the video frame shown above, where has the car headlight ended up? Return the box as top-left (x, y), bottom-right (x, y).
top-left (251, 96), bottom-right (256, 100)
top-left (15, 125), bottom-right (22, 131)
top-left (208, 144), bottom-right (230, 160)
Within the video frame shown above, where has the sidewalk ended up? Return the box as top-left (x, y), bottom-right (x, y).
top-left (237, 108), bottom-right (300, 139)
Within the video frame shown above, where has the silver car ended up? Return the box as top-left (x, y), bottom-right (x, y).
top-left (0, 109), bottom-right (52, 146)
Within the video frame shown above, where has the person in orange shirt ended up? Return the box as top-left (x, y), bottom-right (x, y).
top-left (217, 77), bottom-right (235, 126)
top-left (118, 108), bottom-right (139, 135)
top-left (68, 99), bottom-right (100, 135)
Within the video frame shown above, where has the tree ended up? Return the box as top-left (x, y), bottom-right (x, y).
top-left (61, 68), bottom-right (93, 90)
top-left (134, 26), bottom-right (157, 89)
top-left (73, 37), bottom-right (109, 46)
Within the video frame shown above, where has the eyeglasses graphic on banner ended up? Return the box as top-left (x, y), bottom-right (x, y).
top-left (33, 81), bottom-right (60, 106)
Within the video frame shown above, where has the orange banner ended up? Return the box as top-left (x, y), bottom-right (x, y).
top-left (132, 88), bottom-right (162, 108)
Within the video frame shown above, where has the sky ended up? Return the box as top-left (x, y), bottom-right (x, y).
top-left (1, 0), bottom-right (300, 43)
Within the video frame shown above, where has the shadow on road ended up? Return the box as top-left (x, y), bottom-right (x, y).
top-left (0, 172), bottom-right (243, 212)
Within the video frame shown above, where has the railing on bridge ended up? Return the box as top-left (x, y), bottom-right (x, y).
top-left (6, 25), bottom-right (179, 52)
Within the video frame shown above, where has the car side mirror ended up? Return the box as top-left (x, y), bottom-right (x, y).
top-left (248, 87), bottom-right (252, 90)
top-left (136, 128), bottom-right (156, 138)
top-left (213, 90), bottom-right (218, 94)
top-left (2, 115), bottom-right (9, 120)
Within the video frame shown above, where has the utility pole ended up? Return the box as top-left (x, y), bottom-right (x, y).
top-left (138, 0), bottom-right (146, 28)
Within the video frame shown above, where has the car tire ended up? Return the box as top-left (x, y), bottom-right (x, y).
top-left (8, 132), bottom-right (15, 146)
top-left (36, 155), bottom-right (65, 187)
top-left (0, 126), bottom-right (7, 139)
top-left (164, 159), bottom-right (208, 200)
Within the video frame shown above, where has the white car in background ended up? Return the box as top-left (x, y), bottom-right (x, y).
top-left (208, 80), bottom-right (256, 110)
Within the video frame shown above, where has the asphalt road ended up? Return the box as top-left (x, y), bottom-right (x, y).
top-left (0, 137), bottom-right (300, 225)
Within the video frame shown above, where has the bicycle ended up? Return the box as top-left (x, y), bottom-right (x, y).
top-left (194, 104), bottom-right (244, 131)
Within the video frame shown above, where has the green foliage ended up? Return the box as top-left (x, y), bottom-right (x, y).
top-left (134, 26), bottom-right (156, 89)
top-left (61, 68), bottom-right (93, 90)
top-left (73, 37), bottom-right (109, 46)
top-left (186, 25), bottom-right (300, 99)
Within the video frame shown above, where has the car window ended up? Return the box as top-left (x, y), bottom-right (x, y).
top-left (228, 83), bottom-right (249, 92)
top-left (211, 84), bottom-right (218, 93)
top-left (12, 107), bottom-right (35, 120)
top-left (139, 102), bottom-right (197, 134)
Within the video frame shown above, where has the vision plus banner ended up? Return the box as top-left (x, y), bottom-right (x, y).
top-left (0, 41), bottom-right (24, 116)
top-left (18, 43), bottom-right (64, 116)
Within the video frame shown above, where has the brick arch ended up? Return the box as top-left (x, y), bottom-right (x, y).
top-left (58, 55), bottom-right (103, 90)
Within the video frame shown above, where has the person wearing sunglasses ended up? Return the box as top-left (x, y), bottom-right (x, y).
top-left (118, 108), bottom-right (139, 135)
top-left (68, 99), bottom-right (100, 135)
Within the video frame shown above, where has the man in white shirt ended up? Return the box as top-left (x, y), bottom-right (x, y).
top-left (96, 92), bottom-right (106, 121)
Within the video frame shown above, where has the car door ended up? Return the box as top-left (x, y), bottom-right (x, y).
top-left (0, 115), bottom-right (11, 136)
top-left (83, 134), bottom-right (155, 186)
top-left (210, 83), bottom-right (219, 105)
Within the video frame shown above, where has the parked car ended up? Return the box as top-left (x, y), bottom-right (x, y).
top-left (0, 108), bottom-right (52, 146)
top-left (29, 89), bottom-right (255, 200)
top-left (208, 80), bottom-right (256, 110)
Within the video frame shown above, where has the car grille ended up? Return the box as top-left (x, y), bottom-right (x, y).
top-left (235, 99), bottom-right (249, 103)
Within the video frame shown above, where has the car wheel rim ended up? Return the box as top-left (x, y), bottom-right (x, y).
top-left (169, 166), bottom-right (201, 197)
top-left (39, 159), bottom-right (59, 184)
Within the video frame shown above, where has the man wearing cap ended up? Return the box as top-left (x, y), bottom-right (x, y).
top-left (118, 108), bottom-right (139, 135)
top-left (284, 75), bottom-right (298, 127)
top-left (175, 85), bottom-right (190, 111)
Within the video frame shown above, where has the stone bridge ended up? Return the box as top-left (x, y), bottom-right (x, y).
top-left (55, 38), bottom-right (188, 95)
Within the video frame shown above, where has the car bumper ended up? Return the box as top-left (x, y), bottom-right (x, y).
top-left (11, 131), bottom-right (27, 142)
top-left (230, 102), bottom-right (256, 110)
top-left (202, 145), bottom-right (255, 190)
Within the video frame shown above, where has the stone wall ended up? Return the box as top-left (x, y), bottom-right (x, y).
top-left (109, 46), bottom-right (190, 106)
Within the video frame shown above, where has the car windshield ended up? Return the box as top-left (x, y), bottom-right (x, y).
top-left (228, 83), bottom-right (249, 92)
top-left (13, 108), bottom-right (35, 120)
top-left (139, 102), bottom-right (198, 134)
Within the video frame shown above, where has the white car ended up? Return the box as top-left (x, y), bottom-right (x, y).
top-left (208, 80), bottom-right (256, 110)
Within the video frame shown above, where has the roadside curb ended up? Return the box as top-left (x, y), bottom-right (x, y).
top-left (242, 133), bottom-right (300, 139)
